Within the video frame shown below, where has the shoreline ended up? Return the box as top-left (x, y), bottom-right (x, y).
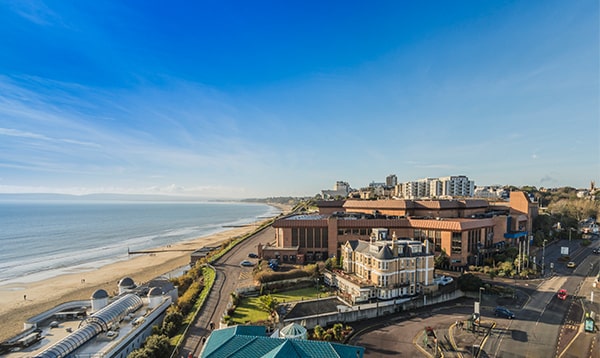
top-left (0, 204), bottom-right (291, 342)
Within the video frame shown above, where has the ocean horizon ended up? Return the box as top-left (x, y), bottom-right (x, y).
top-left (0, 200), bottom-right (278, 286)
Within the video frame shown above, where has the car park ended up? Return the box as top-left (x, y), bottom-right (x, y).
top-left (557, 289), bottom-right (567, 300)
top-left (567, 261), bottom-right (577, 268)
top-left (494, 306), bottom-right (515, 319)
top-left (240, 260), bottom-right (254, 267)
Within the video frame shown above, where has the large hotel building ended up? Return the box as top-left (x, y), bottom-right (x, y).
top-left (259, 191), bottom-right (537, 302)
top-left (261, 191), bottom-right (536, 265)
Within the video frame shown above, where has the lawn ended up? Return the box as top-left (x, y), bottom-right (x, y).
top-left (230, 287), bottom-right (324, 325)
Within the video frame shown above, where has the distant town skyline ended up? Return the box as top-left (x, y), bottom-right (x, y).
top-left (0, 1), bottom-right (597, 198)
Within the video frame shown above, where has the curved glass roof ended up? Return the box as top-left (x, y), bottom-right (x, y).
top-left (34, 294), bottom-right (143, 358)
top-left (85, 294), bottom-right (143, 331)
top-left (34, 324), bottom-right (100, 358)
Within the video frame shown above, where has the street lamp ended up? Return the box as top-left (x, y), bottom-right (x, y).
top-left (542, 239), bottom-right (547, 276)
top-left (569, 228), bottom-right (576, 242)
top-left (479, 287), bottom-right (484, 303)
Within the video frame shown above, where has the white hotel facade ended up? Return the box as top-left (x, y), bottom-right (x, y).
top-left (397, 175), bottom-right (475, 199)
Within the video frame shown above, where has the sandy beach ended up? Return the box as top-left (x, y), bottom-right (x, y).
top-left (0, 214), bottom-right (279, 342)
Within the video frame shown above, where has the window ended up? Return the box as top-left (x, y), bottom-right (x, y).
top-left (451, 232), bottom-right (462, 254)
top-left (485, 228), bottom-right (493, 248)
top-left (299, 229), bottom-right (306, 248)
top-left (322, 228), bottom-right (328, 248)
top-left (468, 229), bottom-right (481, 253)
top-left (435, 231), bottom-right (442, 252)
top-left (307, 228), bottom-right (314, 248)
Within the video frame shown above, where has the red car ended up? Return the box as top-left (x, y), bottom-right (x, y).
top-left (557, 289), bottom-right (567, 300)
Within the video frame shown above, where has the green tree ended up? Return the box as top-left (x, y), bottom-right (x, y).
top-left (127, 334), bottom-right (172, 358)
top-left (143, 334), bottom-right (172, 358)
top-left (498, 260), bottom-right (514, 275)
top-left (324, 257), bottom-right (336, 270)
top-left (332, 323), bottom-right (344, 341)
top-left (457, 273), bottom-right (483, 292)
top-left (257, 294), bottom-right (279, 315)
top-left (435, 250), bottom-right (450, 268)
top-left (161, 308), bottom-right (183, 336)
top-left (313, 325), bottom-right (325, 340)
top-left (128, 349), bottom-right (148, 358)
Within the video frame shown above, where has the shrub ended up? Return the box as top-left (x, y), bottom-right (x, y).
top-left (312, 325), bottom-right (324, 340)
top-left (161, 308), bottom-right (183, 336)
top-left (457, 273), bottom-right (483, 292)
top-left (128, 334), bottom-right (172, 358)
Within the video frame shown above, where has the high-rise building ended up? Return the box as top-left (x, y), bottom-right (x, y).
top-left (386, 174), bottom-right (398, 187)
top-left (397, 175), bottom-right (474, 199)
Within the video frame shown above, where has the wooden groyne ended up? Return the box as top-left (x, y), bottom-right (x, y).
top-left (127, 248), bottom-right (197, 255)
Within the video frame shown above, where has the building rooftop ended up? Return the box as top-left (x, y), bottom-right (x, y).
top-left (2, 280), bottom-right (174, 358)
top-left (200, 325), bottom-right (364, 358)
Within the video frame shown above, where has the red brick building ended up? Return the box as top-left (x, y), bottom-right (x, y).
top-left (259, 191), bottom-right (537, 268)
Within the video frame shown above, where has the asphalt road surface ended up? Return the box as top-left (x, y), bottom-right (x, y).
top-left (180, 226), bottom-right (276, 358)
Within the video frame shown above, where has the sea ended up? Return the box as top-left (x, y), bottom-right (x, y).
top-left (0, 200), bottom-right (278, 286)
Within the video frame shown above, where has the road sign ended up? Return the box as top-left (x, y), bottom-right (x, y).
top-left (584, 317), bottom-right (594, 332)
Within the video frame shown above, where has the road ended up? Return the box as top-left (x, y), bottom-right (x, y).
top-left (349, 304), bottom-right (475, 357)
top-left (557, 240), bottom-right (600, 358)
top-left (180, 226), bottom-right (276, 358)
top-left (480, 239), bottom-right (599, 358)
top-left (484, 276), bottom-right (568, 357)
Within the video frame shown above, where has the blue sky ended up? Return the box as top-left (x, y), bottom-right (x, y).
top-left (0, 0), bottom-right (597, 198)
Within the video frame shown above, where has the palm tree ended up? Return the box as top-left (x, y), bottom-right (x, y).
top-left (257, 294), bottom-right (279, 315)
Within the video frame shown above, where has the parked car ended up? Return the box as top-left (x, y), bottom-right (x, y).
top-left (240, 260), bottom-right (254, 267)
top-left (434, 275), bottom-right (454, 286)
top-left (557, 289), bottom-right (567, 300)
top-left (567, 261), bottom-right (577, 268)
top-left (494, 306), bottom-right (515, 319)
top-left (268, 258), bottom-right (279, 271)
top-left (248, 253), bottom-right (259, 258)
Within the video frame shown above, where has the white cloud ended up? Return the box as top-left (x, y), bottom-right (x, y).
top-left (8, 0), bottom-right (65, 27)
top-left (0, 183), bottom-right (248, 198)
top-left (0, 127), bottom-right (50, 140)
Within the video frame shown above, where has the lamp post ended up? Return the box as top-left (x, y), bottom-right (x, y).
top-left (542, 239), bottom-right (547, 276)
top-left (569, 228), bottom-right (575, 242)
top-left (479, 287), bottom-right (484, 304)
